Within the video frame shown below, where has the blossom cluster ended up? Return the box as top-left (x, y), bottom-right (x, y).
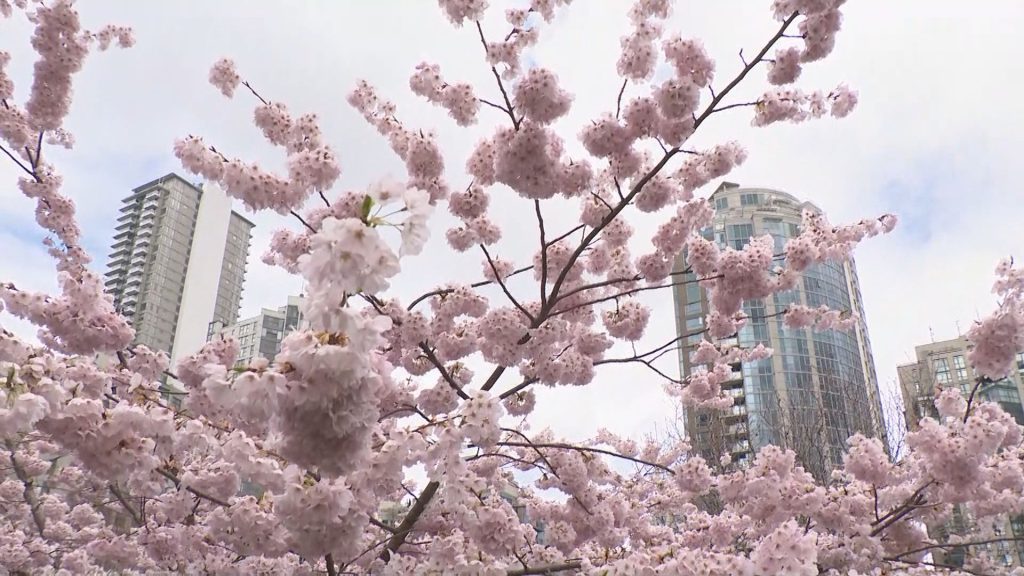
top-left (3, 1), bottom-right (1024, 575)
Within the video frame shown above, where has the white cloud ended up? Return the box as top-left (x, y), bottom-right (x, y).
top-left (1, 1), bottom-right (1022, 443)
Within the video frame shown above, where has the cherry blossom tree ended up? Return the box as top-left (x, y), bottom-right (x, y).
top-left (1, 0), bottom-right (1023, 574)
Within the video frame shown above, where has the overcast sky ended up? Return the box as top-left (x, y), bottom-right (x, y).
top-left (2, 1), bottom-right (1022, 443)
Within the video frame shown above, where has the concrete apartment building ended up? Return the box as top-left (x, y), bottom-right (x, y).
top-left (673, 182), bottom-right (886, 482)
top-left (897, 336), bottom-right (1024, 568)
top-left (208, 295), bottom-right (304, 367)
top-left (104, 173), bottom-right (254, 368)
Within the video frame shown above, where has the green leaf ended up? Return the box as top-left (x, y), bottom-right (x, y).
top-left (360, 195), bottom-right (374, 221)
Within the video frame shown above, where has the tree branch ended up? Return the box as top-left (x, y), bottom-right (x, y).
top-left (481, 244), bottom-right (534, 323)
top-left (535, 200), bottom-right (549, 307)
top-left (507, 561), bottom-right (583, 575)
top-left (694, 13), bottom-right (799, 130)
top-left (381, 481), bottom-right (439, 562)
top-left (5, 440), bottom-right (46, 536)
top-left (475, 20), bottom-right (520, 130)
top-left (109, 483), bottom-right (143, 526)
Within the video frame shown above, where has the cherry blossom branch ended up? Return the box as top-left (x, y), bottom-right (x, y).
top-left (4, 440), bottom-right (46, 536)
top-left (693, 12), bottom-right (799, 130)
top-left (869, 480), bottom-right (933, 537)
top-left (507, 561), bottom-right (583, 576)
top-left (885, 558), bottom-right (987, 576)
top-left (154, 467), bottom-right (230, 508)
top-left (109, 483), bottom-right (143, 526)
top-left (240, 80), bottom-right (270, 106)
top-left (495, 441), bottom-right (675, 473)
top-left (0, 142), bottom-right (37, 181)
top-left (498, 377), bottom-right (539, 401)
top-left (290, 210), bottom-right (316, 233)
top-left (475, 20), bottom-right (520, 130)
top-left (551, 274), bottom-right (725, 319)
top-left (615, 78), bottom-right (628, 119)
top-left (380, 480), bottom-right (439, 562)
top-left (481, 244), bottom-right (534, 322)
top-left (500, 428), bottom-right (565, 481)
top-left (406, 265), bottom-right (533, 311)
top-left (325, 554), bottom-right (338, 576)
top-left (888, 536), bottom-right (1024, 561)
top-left (546, 224), bottom-right (586, 248)
top-left (478, 97), bottom-right (512, 115)
top-left (962, 376), bottom-right (988, 423)
top-left (418, 344), bottom-right (470, 400)
top-left (535, 200), bottom-right (549, 307)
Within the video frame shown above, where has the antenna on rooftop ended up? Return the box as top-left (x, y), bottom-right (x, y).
top-left (928, 326), bottom-right (934, 343)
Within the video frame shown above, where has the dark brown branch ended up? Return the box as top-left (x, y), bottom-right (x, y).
top-left (889, 536), bottom-right (1024, 561)
top-left (615, 78), bottom-right (628, 120)
top-left (290, 210), bottom-right (316, 233)
top-left (418, 344), bottom-right (470, 400)
top-left (475, 20), bottom-right (520, 130)
top-left (535, 200), bottom-right (549, 307)
top-left (241, 80), bottom-right (270, 106)
top-left (407, 265), bottom-right (533, 311)
top-left (963, 376), bottom-right (988, 423)
top-left (155, 467), bottom-right (231, 508)
top-left (507, 561), bottom-right (583, 575)
top-left (0, 142), bottom-right (38, 181)
top-left (495, 441), bottom-right (675, 473)
top-left (5, 440), bottom-right (46, 535)
top-left (710, 101), bottom-right (760, 113)
top-left (546, 224), bottom-right (586, 248)
top-left (319, 189), bottom-right (331, 207)
top-left (110, 484), bottom-right (143, 526)
top-left (325, 554), bottom-right (338, 576)
top-left (381, 481), bottom-right (439, 562)
top-left (479, 97), bottom-right (512, 115)
top-left (694, 13), bottom-right (799, 130)
top-left (481, 244), bottom-right (534, 323)
top-left (368, 517), bottom-right (398, 534)
top-left (498, 377), bottom-right (539, 401)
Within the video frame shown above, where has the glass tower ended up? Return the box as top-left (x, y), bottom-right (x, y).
top-left (672, 182), bottom-right (886, 481)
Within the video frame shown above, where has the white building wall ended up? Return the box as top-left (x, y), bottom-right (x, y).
top-left (169, 183), bottom-right (232, 372)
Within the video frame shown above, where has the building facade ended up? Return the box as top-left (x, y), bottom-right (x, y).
top-left (897, 336), bottom-right (1024, 568)
top-left (208, 296), bottom-right (304, 367)
top-left (673, 182), bottom-right (886, 481)
top-left (104, 173), bottom-right (254, 364)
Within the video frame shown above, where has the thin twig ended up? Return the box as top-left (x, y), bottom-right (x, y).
top-left (290, 210), bottom-right (316, 233)
top-left (615, 78), bottom-right (628, 120)
top-left (407, 265), bottom-right (533, 311)
top-left (475, 20), bottom-right (520, 130)
top-left (535, 200), bottom-right (549, 307)
top-left (495, 441), bottom-right (675, 473)
top-left (155, 467), bottom-right (231, 508)
top-left (507, 560), bottom-right (583, 575)
top-left (481, 244), bottom-right (535, 323)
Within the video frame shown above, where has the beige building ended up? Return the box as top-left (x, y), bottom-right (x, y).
top-left (897, 336), bottom-right (1024, 568)
top-left (208, 295), bottom-right (304, 367)
top-left (105, 173), bottom-right (253, 362)
top-left (673, 182), bottom-right (886, 482)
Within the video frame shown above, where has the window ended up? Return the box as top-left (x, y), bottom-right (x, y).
top-left (953, 355), bottom-right (968, 381)
top-left (715, 197), bottom-right (728, 210)
top-left (933, 357), bottom-right (951, 384)
top-left (740, 193), bottom-right (760, 206)
top-left (727, 224), bottom-right (753, 249)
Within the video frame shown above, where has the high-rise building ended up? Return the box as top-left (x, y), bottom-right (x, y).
top-left (104, 173), bottom-right (254, 365)
top-left (207, 295), bottom-right (304, 367)
top-left (897, 336), bottom-right (1024, 568)
top-left (672, 182), bottom-right (886, 481)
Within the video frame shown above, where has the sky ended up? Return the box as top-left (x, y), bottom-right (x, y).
top-left (1, 1), bottom-right (1022, 445)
